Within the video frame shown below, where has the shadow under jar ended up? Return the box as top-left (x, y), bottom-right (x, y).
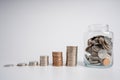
top-left (84, 24), bottom-right (113, 68)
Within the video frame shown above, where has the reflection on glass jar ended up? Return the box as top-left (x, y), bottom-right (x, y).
top-left (84, 24), bottom-right (113, 68)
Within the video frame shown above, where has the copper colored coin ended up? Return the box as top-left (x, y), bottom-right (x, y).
top-left (52, 52), bottom-right (63, 66)
top-left (52, 52), bottom-right (62, 56)
top-left (102, 58), bottom-right (110, 66)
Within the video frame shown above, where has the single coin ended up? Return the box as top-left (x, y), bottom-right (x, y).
top-left (88, 58), bottom-right (99, 64)
top-left (89, 55), bottom-right (100, 61)
top-left (98, 49), bottom-right (108, 59)
top-left (17, 63), bottom-right (27, 66)
top-left (92, 45), bottom-right (101, 52)
top-left (102, 58), bottom-right (110, 66)
top-left (4, 64), bottom-right (14, 67)
top-left (91, 51), bottom-right (98, 57)
top-left (52, 52), bottom-right (63, 66)
top-left (85, 46), bottom-right (92, 53)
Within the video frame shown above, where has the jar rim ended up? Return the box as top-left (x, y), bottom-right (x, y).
top-left (88, 24), bottom-right (109, 32)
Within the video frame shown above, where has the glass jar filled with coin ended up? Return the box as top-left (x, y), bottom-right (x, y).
top-left (84, 24), bottom-right (113, 68)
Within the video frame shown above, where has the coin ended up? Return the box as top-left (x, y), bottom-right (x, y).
top-left (91, 51), bottom-right (98, 57)
top-left (85, 35), bottom-right (113, 66)
top-left (89, 58), bottom-right (99, 64)
top-left (104, 37), bottom-right (112, 50)
top-left (86, 46), bottom-right (92, 53)
top-left (92, 45), bottom-right (101, 52)
top-left (52, 52), bottom-right (63, 66)
top-left (29, 61), bottom-right (38, 66)
top-left (17, 63), bottom-right (27, 66)
top-left (66, 46), bottom-right (77, 66)
top-left (102, 58), bottom-right (111, 66)
top-left (4, 64), bottom-right (14, 67)
top-left (88, 55), bottom-right (100, 61)
top-left (40, 56), bottom-right (49, 66)
top-left (98, 49), bottom-right (108, 59)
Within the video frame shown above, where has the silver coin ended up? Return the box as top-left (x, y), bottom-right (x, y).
top-left (29, 61), bottom-right (38, 66)
top-left (66, 46), bottom-right (77, 66)
top-left (40, 56), bottom-right (49, 66)
top-left (88, 58), bottom-right (99, 64)
top-left (17, 63), bottom-right (27, 66)
top-left (98, 49), bottom-right (108, 59)
top-left (85, 46), bottom-right (92, 53)
top-left (89, 55), bottom-right (100, 61)
top-left (92, 45), bottom-right (101, 52)
top-left (104, 37), bottom-right (112, 50)
top-left (4, 64), bottom-right (14, 67)
top-left (91, 51), bottom-right (98, 57)
top-left (88, 39), bottom-right (96, 46)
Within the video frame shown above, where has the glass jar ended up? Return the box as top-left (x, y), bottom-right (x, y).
top-left (84, 24), bottom-right (113, 68)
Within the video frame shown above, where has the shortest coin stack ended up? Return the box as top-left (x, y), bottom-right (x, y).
top-left (52, 52), bottom-right (63, 66)
top-left (40, 56), bottom-right (49, 66)
top-left (4, 64), bottom-right (14, 67)
top-left (29, 61), bottom-right (38, 66)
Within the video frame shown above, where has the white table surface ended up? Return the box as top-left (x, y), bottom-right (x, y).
top-left (0, 63), bottom-right (120, 80)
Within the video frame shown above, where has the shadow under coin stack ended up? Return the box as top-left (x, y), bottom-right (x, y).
top-left (40, 56), bottom-right (49, 66)
top-left (66, 46), bottom-right (78, 66)
top-left (52, 52), bottom-right (63, 66)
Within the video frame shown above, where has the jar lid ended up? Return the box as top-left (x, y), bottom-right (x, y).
top-left (88, 24), bottom-right (109, 32)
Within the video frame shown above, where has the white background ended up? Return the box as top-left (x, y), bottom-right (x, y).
top-left (0, 0), bottom-right (120, 80)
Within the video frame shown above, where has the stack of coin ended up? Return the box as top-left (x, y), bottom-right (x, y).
top-left (17, 63), bottom-right (27, 67)
top-left (66, 46), bottom-right (78, 66)
top-left (4, 64), bottom-right (14, 67)
top-left (40, 56), bottom-right (49, 66)
top-left (85, 35), bottom-right (113, 66)
top-left (52, 52), bottom-right (63, 66)
top-left (29, 61), bottom-right (38, 66)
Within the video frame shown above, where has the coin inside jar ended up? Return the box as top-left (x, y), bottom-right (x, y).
top-left (98, 49), bottom-right (108, 59)
top-left (66, 46), bottom-right (77, 66)
top-left (102, 58), bottom-right (110, 66)
top-left (85, 35), bottom-right (113, 66)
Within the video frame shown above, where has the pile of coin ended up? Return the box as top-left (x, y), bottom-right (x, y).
top-left (52, 52), bottom-right (63, 66)
top-left (85, 35), bottom-right (112, 66)
top-left (40, 56), bottom-right (49, 66)
top-left (29, 61), bottom-right (38, 66)
top-left (17, 63), bottom-right (27, 66)
top-left (66, 46), bottom-right (78, 66)
top-left (4, 64), bottom-right (14, 67)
